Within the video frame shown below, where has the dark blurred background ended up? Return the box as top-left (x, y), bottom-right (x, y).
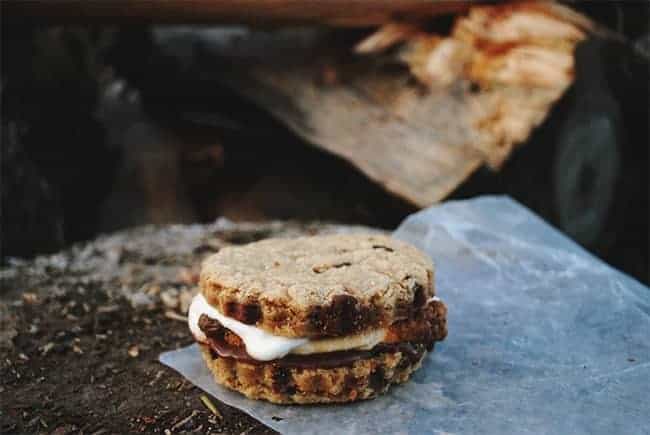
top-left (1, 2), bottom-right (648, 283)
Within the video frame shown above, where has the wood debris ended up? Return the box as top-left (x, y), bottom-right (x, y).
top-left (177, 267), bottom-right (200, 286)
top-left (22, 292), bottom-right (39, 304)
top-left (355, 22), bottom-right (421, 54)
top-left (160, 289), bottom-right (179, 309)
top-left (164, 310), bottom-right (188, 322)
top-left (179, 289), bottom-right (195, 314)
top-left (96, 305), bottom-right (120, 313)
top-left (40, 342), bottom-right (55, 356)
top-left (170, 410), bottom-right (199, 432)
top-left (356, 2), bottom-right (589, 168)
top-left (199, 395), bottom-right (223, 420)
top-left (127, 345), bottom-right (139, 358)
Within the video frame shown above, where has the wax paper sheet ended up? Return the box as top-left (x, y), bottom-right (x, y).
top-left (160, 196), bottom-right (650, 434)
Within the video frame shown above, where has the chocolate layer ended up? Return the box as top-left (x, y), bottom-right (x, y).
top-left (198, 313), bottom-right (435, 369)
top-left (206, 338), bottom-right (429, 369)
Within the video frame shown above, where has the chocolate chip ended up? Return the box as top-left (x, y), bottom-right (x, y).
top-left (396, 356), bottom-right (411, 371)
top-left (413, 283), bottom-right (426, 308)
top-left (198, 314), bottom-right (226, 340)
top-left (308, 305), bottom-right (326, 330)
top-left (343, 374), bottom-right (361, 393)
top-left (399, 342), bottom-right (425, 364)
top-left (372, 245), bottom-right (394, 252)
top-left (393, 279), bottom-right (428, 319)
top-left (272, 367), bottom-right (295, 394)
top-left (311, 374), bottom-right (324, 393)
top-left (224, 302), bottom-right (262, 324)
top-left (308, 295), bottom-right (376, 336)
top-left (369, 367), bottom-right (386, 392)
top-left (241, 303), bottom-right (262, 323)
top-left (331, 294), bottom-right (359, 332)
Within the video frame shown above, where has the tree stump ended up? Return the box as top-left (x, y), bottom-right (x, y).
top-left (0, 220), bottom-right (377, 434)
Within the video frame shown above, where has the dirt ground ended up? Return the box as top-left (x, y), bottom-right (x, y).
top-left (1, 220), bottom-right (371, 434)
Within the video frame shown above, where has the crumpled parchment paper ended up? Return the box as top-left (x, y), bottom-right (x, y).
top-left (160, 196), bottom-right (650, 434)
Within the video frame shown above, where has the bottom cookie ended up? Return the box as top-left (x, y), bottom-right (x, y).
top-left (199, 343), bottom-right (429, 404)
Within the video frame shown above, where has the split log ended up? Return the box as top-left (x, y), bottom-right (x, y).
top-left (156, 2), bottom-right (593, 206)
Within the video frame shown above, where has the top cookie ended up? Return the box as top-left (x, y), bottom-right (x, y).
top-left (200, 234), bottom-right (435, 338)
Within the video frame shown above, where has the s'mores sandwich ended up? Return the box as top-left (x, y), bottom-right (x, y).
top-left (188, 234), bottom-right (447, 404)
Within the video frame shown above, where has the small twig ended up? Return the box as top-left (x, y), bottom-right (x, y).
top-left (199, 395), bottom-right (223, 420)
top-left (97, 305), bottom-right (120, 313)
top-left (171, 410), bottom-right (198, 432)
top-left (164, 310), bottom-right (188, 322)
top-left (240, 423), bottom-right (262, 435)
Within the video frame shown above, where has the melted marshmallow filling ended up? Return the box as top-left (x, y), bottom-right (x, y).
top-left (188, 293), bottom-right (387, 361)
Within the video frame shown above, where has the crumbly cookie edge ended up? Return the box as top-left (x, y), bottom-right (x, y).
top-left (198, 343), bottom-right (429, 404)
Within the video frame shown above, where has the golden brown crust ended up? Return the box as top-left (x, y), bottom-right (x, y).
top-left (199, 343), bottom-right (429, 404)
top-left (200, 234), bottom-right (435, 338)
